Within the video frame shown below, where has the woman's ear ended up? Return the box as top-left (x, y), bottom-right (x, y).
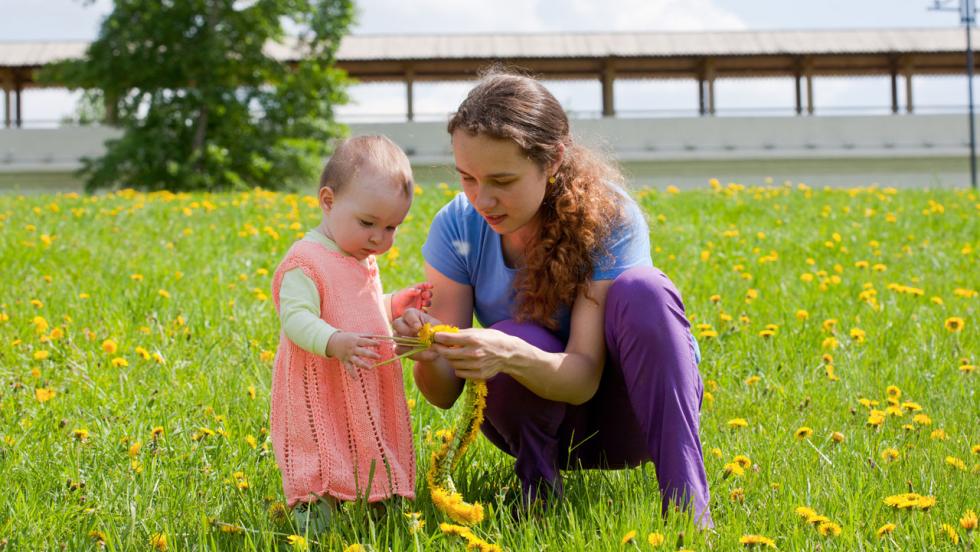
top-left (318, 186), bottom-right (334, 213)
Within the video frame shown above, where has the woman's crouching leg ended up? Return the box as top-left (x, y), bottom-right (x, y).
top-left (605, 267), bottom-right (713, 528)
top-left (484, 320), bottom-right (566, 506)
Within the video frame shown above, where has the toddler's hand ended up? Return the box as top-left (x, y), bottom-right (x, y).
top-left (391, 282), bottom-right (433, 319)
top-left (325, 332), bottom-right (381, 372)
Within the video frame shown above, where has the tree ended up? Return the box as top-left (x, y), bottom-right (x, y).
top-left (45, 0), bottom-right (354, 192)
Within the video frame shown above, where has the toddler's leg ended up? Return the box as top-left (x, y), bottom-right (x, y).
top-left (292, 494), bottom-right (338, 534)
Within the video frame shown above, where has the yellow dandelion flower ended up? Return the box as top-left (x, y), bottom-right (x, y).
top-left (33, 316), bottom-right (49, 334)
top-left (945, 456), bottom-right (966, 471)
top-left (795, 426), bottom-right (813, 440)
top-left (723, 462), bottom-right (745, 478)
top-left (111, 357), bottom-right (129, 367)
top-left (867, 412), bottom-right (886, 427)
top-left (972, 444), bottom-right (980, 454)
top-left (886, 385), bottom-right (901, 399)
top-left (151, 426), bottom-right (165, 439)
top-left (795, 309), bottom-right (809, 321)
top-left (821, 336), bottom-right (839, 350)
top-left (960, 364), bottom-right (976, 373)
top-left (884, 493), bottom-right (936, 510)
top-left (343, 545), bottom-right (366, 552)
top-left (849, 328), bottom-right (866, 342)
top-left (727, 418), bottom-right (749, 429)
top-left (286, 535), bottom-right (308, 550)
top-left (102, 339), bottom-right (118, 354)
top-left (405, 511), bottom-right (426, 534)
top-left (33, 350), bottom-right (50, 360)
top-left (647, 532), bottom-right (665, 546)
top-left (821, 318), bottom-right (838, 333)
top-left (739, 534), bottom-right (776, 548)
top-left (158, 289), bottom-right (170, 299)
top-left (149, 532), bottom-right (167, 551)
top-left (710, 447), bottom-right (723, 458)
top-left (73, 428), bottom-right (90, 441)
top-left (961, 509), bottom-right (978, 531)
top-left (730, 488), bottom-right (745, 502)
top-left (745, 375), bottom-right (761, 386)
top-left (621, 530), bottom-right (637, 544)
top-left (880, 448), bottom-right (900, 462)
top-left (831, 431), bottom-right (845, 443)
top-left (944, 317), bottom-right (965, 333)
top-left (930, 429), bottom-right (948, 441)
top-left (795, 506), bottom-right (818, 520)
top-left (259, 350), bottom-right (275, 362)
top-left (912, 413), bottom-right (931, 425)
top-left (35, 388), bottom-right (56, 403)
top-left (732, 454), bottom-right (752, 468)
top-left (128, 441), bottom-right (141, 457)
top-left (941, 524), bottom-right (960, 544)
top-left (876, 523), bottom-right (896, 537)
top-left (817, 521), bottom-right (842, 537)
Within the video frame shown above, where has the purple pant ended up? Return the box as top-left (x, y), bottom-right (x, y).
top-left (482, 266), bottom-right (712, 526)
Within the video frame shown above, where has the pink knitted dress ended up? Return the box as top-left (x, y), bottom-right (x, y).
top-left (270, 240), bottom-right (415, 506)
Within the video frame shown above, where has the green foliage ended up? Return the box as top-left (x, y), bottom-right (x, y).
top-left (44, 0), bottom-right (354, 193)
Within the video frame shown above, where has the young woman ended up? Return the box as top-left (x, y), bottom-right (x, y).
top-left (393, 71), bottom-right (712, 527)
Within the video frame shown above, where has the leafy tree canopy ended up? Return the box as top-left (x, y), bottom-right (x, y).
top-left (45, 0), bottom-right (354, 192)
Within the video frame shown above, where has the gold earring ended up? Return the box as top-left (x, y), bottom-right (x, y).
top-left (548, 176), bottom-right (556, 184)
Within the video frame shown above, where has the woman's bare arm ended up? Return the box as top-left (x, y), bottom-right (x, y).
top-left (434, 279), bottom-right (611, 405)
top-left (402, 262), bottom-right (472, 409)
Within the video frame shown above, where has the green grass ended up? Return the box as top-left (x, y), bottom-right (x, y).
top-left (0, 183), bottom-right (977, 551)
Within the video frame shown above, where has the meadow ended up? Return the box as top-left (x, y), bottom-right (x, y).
top-left (0, 181), bottom-right (976, 551)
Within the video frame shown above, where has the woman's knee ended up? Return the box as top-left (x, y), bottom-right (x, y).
top-left (606, 267), bottom-right (690, 336)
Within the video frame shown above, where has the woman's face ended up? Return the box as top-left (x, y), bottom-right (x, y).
top-left (451, 130), bottom-right (550, 237)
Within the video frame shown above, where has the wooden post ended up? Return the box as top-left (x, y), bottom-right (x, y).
top-left (904, 65), bottom-right (914, 114)
top-left (601, 61), bottom-right (615, 117)
top-left (795, 71), bottom-right (803, 115)
top-left (3, 86), bottom-right (10, 128)
top-left (705, 59), bottom-right (716, 115)
top-left (14, 78), bottom-right (22, 128)
top-left (806, 71), bottom-right (814, 115)
top-left (698, 75), bottom-right (706, 116)
top-left (405, 68), bottom-right (415, 122)
top-left (890, 68), bottom-right (899, 114)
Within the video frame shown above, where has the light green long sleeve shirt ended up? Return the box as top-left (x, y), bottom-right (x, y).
top-left (277, 229), bottom-right (393, 358)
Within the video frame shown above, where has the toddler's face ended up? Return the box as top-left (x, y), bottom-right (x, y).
top-left (319, 170), bottom-right (411, 261)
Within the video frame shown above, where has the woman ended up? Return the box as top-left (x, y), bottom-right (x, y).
top-left (393, 71), bottom-right (712, 527)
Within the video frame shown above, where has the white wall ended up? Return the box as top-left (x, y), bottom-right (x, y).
top-left (1, 114), bottom-right (975, 191)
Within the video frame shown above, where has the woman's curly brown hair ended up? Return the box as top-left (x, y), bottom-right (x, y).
top-left (448, 70), bottom-right (627, 330)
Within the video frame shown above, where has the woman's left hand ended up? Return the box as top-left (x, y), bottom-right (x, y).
top-left (430, 328), bottom-right (519, 380)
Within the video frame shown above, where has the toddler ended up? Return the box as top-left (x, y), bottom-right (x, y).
top-left (270, 135), bottom-right (430, 533)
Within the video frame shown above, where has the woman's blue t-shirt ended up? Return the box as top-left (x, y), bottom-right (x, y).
top-left (421, 191), bottom-right (653, 340)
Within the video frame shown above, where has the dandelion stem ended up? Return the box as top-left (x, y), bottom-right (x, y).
top-left (372, 347), bottom-right (425, 368)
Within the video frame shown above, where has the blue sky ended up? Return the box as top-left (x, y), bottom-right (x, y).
top-left (0, 0), bottom-right (971, 123)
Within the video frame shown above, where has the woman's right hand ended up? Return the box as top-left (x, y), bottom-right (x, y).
top-left (392, 307), bottom-right (441, 362)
